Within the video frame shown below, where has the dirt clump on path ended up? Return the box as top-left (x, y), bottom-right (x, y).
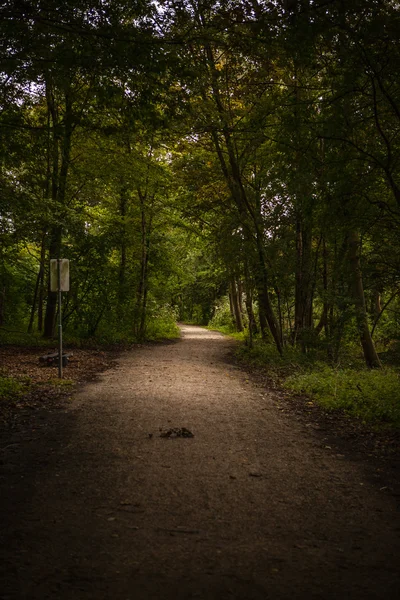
top-left (1, 326), bottom-right (400, 599)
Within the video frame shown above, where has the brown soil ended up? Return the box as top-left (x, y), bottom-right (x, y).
top-left (1, 325), bottom-right (399, 599)
top-left (0, 345), bottom-right (118, 429)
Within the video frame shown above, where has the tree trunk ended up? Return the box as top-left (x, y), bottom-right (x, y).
top-left (118, 185), bottom-right (128, 308)
top-left (43, 228), bottom-right (62, 338)
top-left (276, 287), bottom-right (284, 348)
top-left (200, 40), bottom-right (282, 354)
top-left (315, 238), bottom-right (329, 337)
top-left (230, 278), bottom-right (244, 332)
top-left (373, 289), bottom-right (382, 318)
top-left (348, 231), bottom-right (381, 368)
top-left (255, 233), bottom-right (283, 354)
top-left (0, 286), bottom-right (5, 326)
top-left (243, 259), bottom-right (257, 337)
top-left (293, 213), bottom-right (313, 345)
top-left (135, 189), bottom-right (152, 340)
top-left (228, 290), bottom-right (235, 324)
top-left (257, 291), bottom-right (268, 340)
top-left (237, 279), bottom-right (245, 321)
top-left (371, 291), bottom-right (398, 338)
top-left (43, 82), bottom-right (73, 338)
top-left (27, 233), bottom-right (46, 334)
top-left (244, 287), bottom-right (256, 348)
top-left (27, 268), bottom-right (41, 334)
top-left (37, 234), bottom-right (46, 332)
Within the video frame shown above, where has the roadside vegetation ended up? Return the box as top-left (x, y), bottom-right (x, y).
top-left (209, 298), bottom-right (400, 429)
top-left (0, 376), bottom-right (24, 400)
top-left (238, 340), bottom-right (400, 429)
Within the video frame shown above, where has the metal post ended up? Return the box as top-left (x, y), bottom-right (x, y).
top-left (57, 258), bottom-right (63, 379)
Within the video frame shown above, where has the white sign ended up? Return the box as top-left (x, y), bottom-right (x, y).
top-left (50, 259), bottom-right (70, 292)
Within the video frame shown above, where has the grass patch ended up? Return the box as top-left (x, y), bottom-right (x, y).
top-left (145, 320), bottom-right (180, 341)
top-left (235, 340), bottom-right (310, 381)
top-left (0, 376), bottom-right (25, 399)
top-left (47, 379), bottom-right (75, 387)
top-left (284, 366), bottom-right (400, 427)
top-left (235, 339), bottom-right (400, 428)
top-left (0, 328), bottom-right (55, 348)
top-left (207, 325), bottom-right (245, 340)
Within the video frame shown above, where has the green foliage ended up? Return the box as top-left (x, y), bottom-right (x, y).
top-left (208, 297), bottom-right (235, 331)
top-left (0, 246), bottom-right (38, 328)
top-left (284, 366), bottom-right (400, 427)
top-left (0, 329), bottom-right (54, 347)
top-left (88, 303), bottom-right (180, 344)
top-left (236, 338), bottom-right (400, 427)
top-left (207, 324), bottom-right (246, 341)
top-left (47, 379), bottom-right (74, 387)
top-left (144, 304), bottom-right (180, 341)
top-left (0, 376), bottom-right (24, 399)
top-left (236, 341), bottom-right (310, 381)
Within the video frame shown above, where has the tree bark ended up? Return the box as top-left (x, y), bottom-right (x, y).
top-left (43, 227), bottom-right (62, 338)
top-left (230, 278), bottom-right (244, 332)
top-left (315, 238), bottom-right (329, 337)
top-left (348, 231), bottom-right (381, 368)
top-left (199, 40), bottom-right (283, 354)
top-left (293, 213), bottom-right (313, 346)
top-left (244, 289), bottom-right (256, 348)
top-left (27, 233), bottom-right (46, 334)
top-left (37, 233), bottom-right (46, 332)
top-left (372, 289), bottom-right (382, 318)
top-left (27, 267), bottom-right (41, 334)
top-left (43, 81), bottom-right (73, 338)
top-left (0, 286), bottom-right (5, 326)
top-left (135, 189), bottom-right (152, 340)
top-left (118, 185), bottom-right (128, 308)
top-left (244, 259), bottom-right (258, 338)
top-left (228, 290), bottom-right (235, 324)
top-left (255, 233), bottom-right (283, 354)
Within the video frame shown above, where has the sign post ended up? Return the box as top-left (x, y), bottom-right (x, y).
top-left (57, 260), bottom-right (62, 378)
top-left (50, 259), bottom-right (70, 378)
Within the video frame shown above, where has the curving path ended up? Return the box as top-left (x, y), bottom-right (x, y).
top-left (1, 325), bottom-right (399, 599)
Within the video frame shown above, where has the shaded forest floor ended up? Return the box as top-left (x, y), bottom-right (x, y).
top-left (0, 344), bottom-right (120, 431)
top-left (1, 327), bottom-right (400, 599)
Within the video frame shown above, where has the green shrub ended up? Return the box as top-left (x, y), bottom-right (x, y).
top-left (0, 329), bottom-right (53, 347)
top-left (0, 376), bottom-right (24, 399)
top-left (235, 340), bottom-right (310, 380)
top-left (145, 304), bottom-right (180, 340)
top-left (234, 339), bottom-right (400, 427)
top-left (284, 366), bottom-right (400, 426)
top-left (208, 297), bottom-right (235, 332)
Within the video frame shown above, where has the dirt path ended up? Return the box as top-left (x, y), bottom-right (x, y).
top-left (1, 325), bottom-right (399, 599)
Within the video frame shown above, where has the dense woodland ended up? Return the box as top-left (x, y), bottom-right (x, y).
top-left (1, 1), bottom-right (400, 422)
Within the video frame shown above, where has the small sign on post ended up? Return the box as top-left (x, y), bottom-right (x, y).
top-left (50, 259), bottom-right (70, 292)
top-left (50, 259), bottom-right (70, 378)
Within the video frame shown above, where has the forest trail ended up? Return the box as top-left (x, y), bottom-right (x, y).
top-left (1, 325), bottom-right (399, 600)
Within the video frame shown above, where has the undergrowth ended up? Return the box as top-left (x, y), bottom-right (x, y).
top-left (235, 340), bottom-right (400, 428)
top-left (0, 376), bottom-right (25, 399)
top-left (0, 328), bottom-right (54, 347)
top-left (143, 303), bottom-right (180, 340)
top-left (1, 306), bottom-right (180, 348)
top-left (207, 324), bottom-right (246, 340)
top-left (285, 366), bottom-right (400, 427)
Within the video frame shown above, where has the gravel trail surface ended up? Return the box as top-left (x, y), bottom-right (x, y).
top-left (1, 325), bottom-right (399, 599)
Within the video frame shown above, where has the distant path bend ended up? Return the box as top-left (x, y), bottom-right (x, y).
top-left (1, 325), bottom-right (399, 599)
